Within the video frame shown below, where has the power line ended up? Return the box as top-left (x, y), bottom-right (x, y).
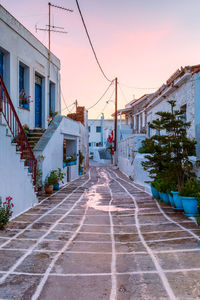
top-left (118, 83), bottom-right (129, 105)
top-left (89, 86), bottom-right (115, 126)
top-left (87, 81), bottom-right (113, 110)
top-left (61, 91), bottom-right (76, 113)
top-left (120, 82), bottom-right (159, 90)
top-left (75, 0), bottom-right (112, 83)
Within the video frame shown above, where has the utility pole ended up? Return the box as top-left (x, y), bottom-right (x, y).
top-left (114, 77), bottom-right (118, 155)
top-left (36, 2), bottom-right (73, 70)
top-left (75, 99), bottom-right (78, 112)
top-left (36, 3), bottom-right (73, 117)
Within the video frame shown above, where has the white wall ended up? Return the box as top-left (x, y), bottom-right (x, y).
top-left (147, 78), bottom-right (195, 138)
top-left (0, 124), bottom-right (37, 217)
top-left (0, 5), bottom-right (61, 129)
top-left (34, 117), bottom-right (80, 183)
top-left (88, 119), bottom-right (126, 154)
top-left (117, 134), bottom-right (151, 192)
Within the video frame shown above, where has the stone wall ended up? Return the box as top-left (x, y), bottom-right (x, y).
top-left (146, 77), bottom-right (195, 138)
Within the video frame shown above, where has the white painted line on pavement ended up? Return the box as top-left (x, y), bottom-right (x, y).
top-left (0, 175), bottom-right (90, 251)
top-left (107, 174), bottom-right (117, 300)
top-left (106, 169), bottom-right (177, 300)
top-left (31, 170), bottom-right (98, 300)
top-left (0, 172), bottom-right (91, 285)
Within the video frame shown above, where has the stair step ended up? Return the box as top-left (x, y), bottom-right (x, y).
top-left (28, 133), bottom-right (44, 137)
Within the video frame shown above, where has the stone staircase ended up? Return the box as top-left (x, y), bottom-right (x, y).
top-left (27, 128), bottom-right (46, 150)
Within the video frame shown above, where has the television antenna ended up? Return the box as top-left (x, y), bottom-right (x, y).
top-left (35, 2), bottom-right (73, 77)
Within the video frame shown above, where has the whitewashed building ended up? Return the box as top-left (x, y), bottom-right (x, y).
top-left (116, 64), bottom-right (200, 191)
top-left (0, 5), bottom-right (84, 218)
top-left (88, 115), bottom-right (127, 157)
top-left (0, 5), bottom-right (61, 129)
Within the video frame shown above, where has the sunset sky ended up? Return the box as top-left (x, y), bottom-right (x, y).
top-left (1, 0), bottom-right (200, 118)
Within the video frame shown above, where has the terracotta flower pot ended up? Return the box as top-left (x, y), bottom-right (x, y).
top-left (44, 185), bottom-right (53, 194)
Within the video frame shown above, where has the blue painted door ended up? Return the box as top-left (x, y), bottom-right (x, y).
top-left (0, 52), bottom-right (3, 78)
top-left (35, 83), bottom-right (42, 127)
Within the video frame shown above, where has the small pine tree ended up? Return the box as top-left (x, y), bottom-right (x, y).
top-left (140, 100), bottom-right (197, 191)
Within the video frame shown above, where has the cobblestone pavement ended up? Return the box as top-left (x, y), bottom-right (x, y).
top-left (0, 167), bottom-right (200, 299)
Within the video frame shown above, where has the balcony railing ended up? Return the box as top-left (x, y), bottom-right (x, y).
top-left (0, 75), bottom-right (37, 186)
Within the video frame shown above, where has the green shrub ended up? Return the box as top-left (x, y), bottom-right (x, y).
top-left (138, 139), bottom-right (155, 154)
top-left (153, 176), bottom-right (177, 193)
top-left (179, 180), bottom-right (200, 197)
top-left (45, 170), bottom-right (58, 186)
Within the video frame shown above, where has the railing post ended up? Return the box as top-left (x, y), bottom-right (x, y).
top-left (0, 75), bottom-right (37, 188)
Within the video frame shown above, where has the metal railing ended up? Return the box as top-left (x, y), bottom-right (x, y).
top-left (0, 75), bottom-right (37, 186)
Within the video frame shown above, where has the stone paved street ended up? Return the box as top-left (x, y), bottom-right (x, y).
top-left (0, 167), bottom-right (200, 299)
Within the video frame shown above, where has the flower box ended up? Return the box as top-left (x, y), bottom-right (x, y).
top-left (66, 160), bottom-right (77, 166)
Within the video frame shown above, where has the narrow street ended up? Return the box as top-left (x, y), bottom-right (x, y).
top-left (0, 167), bottom-right (200, 300)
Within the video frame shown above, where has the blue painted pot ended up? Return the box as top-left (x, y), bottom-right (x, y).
top-left (63, 162), bottom-right (66, 168)
top-left (159, 192), bottom-right (170, 204)
top-left (171, 191), bottom-right (183, 209)
top-left (179, 196), bottom-right (198, 217)
top-left (79, 171), bottom-right (83, 175)
top-left (23, 103), bottom-right (29, 109)
top-left (168, 193), bottom-right (175, 207)
top-left (53, 183), bottom-right (60, 190)
top-left (151, 185), bottom-right (160, 199)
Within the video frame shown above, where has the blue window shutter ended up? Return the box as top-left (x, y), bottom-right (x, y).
top-left (49, 83), bottom-right (52, 112)
top-left (0, 52), bottom-right (3, 78)
top-left (19, 65), bottom-right (24, 91)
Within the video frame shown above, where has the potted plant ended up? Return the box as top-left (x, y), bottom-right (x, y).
top-left (65, 153), bottom-right (77, 166)
top-left (140, 101), bottom-right (198, 210)
top-left (53, 168), bottom-right (65, 190)
top-left (0, 196), bottom-right (14, 230)
top-left (36, 167), bottom-right (43, 195)
top-left (19, 89), bottom-right (31, 109)
top-left (79, 165), bottom-right (83, 175)
top-left (23, 124), bottom-right (29, 136)
top-left (79, 151), bottom-right (84, 175)
top-left (178, 180), bottom-right (200, 216)
top-left (154, 177), bottom-right (170, 204)
top-left (47, 110), bottom-right (58, 126)
top-left (44, 170), bottom-right (57, 194)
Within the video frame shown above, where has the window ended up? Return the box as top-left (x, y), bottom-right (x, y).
top-left (140, 113), bottom-right (143, 131)
top-left (147, 122), bottom-right (151, 137)
top-left (89, 142), bottom-right (91, 147)
top-left (0, 51), bottom-right (3, 78)
top-left (0, 47), bottom-right (10, 92)
top-left (19, 62), bottom-right (30, 109)
top-left (19, 65), bottom-right (24, 91)
top-left (136, 115), bottom-right (139, 132)
top-left (88, 126), bottom-right (91, 132)
top-left (180, 104), bottom-right (187, 121)
top-left (96, 126), bottom-right (101, 133)
top-left (132, 116), bottom-right (134, 129)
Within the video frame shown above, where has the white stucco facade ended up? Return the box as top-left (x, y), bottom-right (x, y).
top-left (34, 116), bottom-right (80, 183)
top-left (0, 124), bottom-right (37, 217)
top-left (146, 75), bottom-right (195, 138)
top-left (0, 5), bottom-right (61, 130)
top-left (88, 118), bottom-right (126, 155)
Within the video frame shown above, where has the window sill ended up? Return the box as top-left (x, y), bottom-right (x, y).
top-left (18, 106), bottom-right (30, 111)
